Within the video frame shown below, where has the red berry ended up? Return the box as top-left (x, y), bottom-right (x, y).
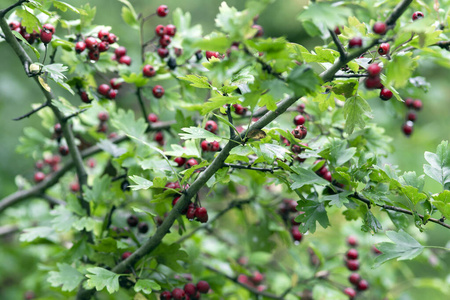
top-left (357, 279), bottom-right (369, 291)
top-left (108, 33), bottom-right (117, 44)
top-left (143, 64), bottom-right (156, 77)
top-left (412, 99), bottom-right (422, 110)
top-left (34, 171), bottom-right (45, 183)
top-left (114, 46), bottom-right (127, 58)
top-left (75, 41), bottom-right (86, 53)
top-left (367, 63), bottom-right (381, 77)
top-left (138, 222), bottom-right (149, 233)
top-left (293, 115), bottom-right (305, 125)
top-left (43, 23), bottom-right (55, 34)
top-left (155, 24), bottom-right (165, 36)
top-left (201, 140), bottom-right (212, 151)
top-left (347, 236), bottom-right (358, 246)
top-left (205, 51), bottom-right (220, 60)
top-left (87, 49), bottom-right (99, 61)
top-left (98, 111), bottom-right (109, 122)
top-left (110, 78), bottom-right (122, 89)
top-left (346, 259), bottom-right (360, 271)
top-left (297, 103), bottom-right (306, 112)
top-left (412, 11), bottom-right (424, 21)
top-left (9, 21), bottom-right (21, 30)
top-left (54, 123), bottom-right (62, 135)
top-left (40, 29), bottom-right (53, 44)
top-left (98, 41), bottom-right (109, 52)
top-left (196, 280), bottom-right (210, 293)
top-left (80, 90), bottom-right (91, 103)
top-left (35, 160), bottom-right (44, 169)
top-left (252, 24), bottom-right (264, 37)
top-left (402, 121), bottom-right (414, 136)
top-left (160, 291), bottom-right (172, 299)
top-left (174, 157), bottom-right (186, 167)
top-left (147, 113), bottom-right (158, 123)
top-left (323, 171), bottom-right (332, 182)
top-left (407, 111), bottom-right (416, 122)
top-left (157, 5), bottom-right (169, 17)
top-left (373, 22), bottom-right (387, 35)
top-left (59, 145), bottom-right (69, 156)
top-left (119, 55), bottom-right (131, 66)
top-left (186, 207), bottom-right (196, 220)
top-left (174, 48), bottom-right (183, 57)
top-left (171, 288), bottom-right (185, 300)
top-left (205, 120), bottom-right (218, 133)
top-left (334, 26), bottom-right (341, 35)
top-left (184, 283), bottom-right (197, 296)
top-left (85, 37), bottom-right (98, 50)
top-left (346, 249), bottom-right (359, 260)
top-left (348, 273), bottom-right (361, 285)
top-left (291, 125), bottom-right (307, 139)
top-left (159, 35), bottom-right (171, 48)
top-left (364, 76), bottom-right (383, 89)
top-left (97, 29), bottom-right (110, 41)
top-left (164, 24), bottom-right (176, 36)
top-left (404, 98), bottom-right (414, 108)
top-left (108, 89), bottom-right (118, 100)
top-left (348, 37), bottom-right (363, 48)
top-left (291, 227), bottom-right (303, 242)
top-left (380, 88), bottom-right (393, 100)
top-left (121, 251), bottom-right (132, 260)
top-left (127, 215), bottom-right (139, 227)
top-left (154, 131), bottom-right (164, 142)
top-left (211, 141), bottom-right (220, 151)
top-left (237, 274), bottom-right (249, 284)
top-left (98, 84), bottom-right (111, 96)
top-left (378, 43), bottom-right (390, 55)
top-left (195, 207), bottom-right (208, 223)
top-left (232, 104), bottom-right (246, 115)
top-left (185, 158), bottom-right (198, 169)
top-left (343, 287), bottom-right (356, 299)
top-left (157, 47), bottom-right (169, 58)
top-left (152, 85), bottom-right (165, 98)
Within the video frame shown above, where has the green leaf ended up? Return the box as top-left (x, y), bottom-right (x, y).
top-left (50, 206), bottom-right (78, 232)
top-left (383, 52), bottom-right (417, 88)
top-left (399, 171), bottom-right (425, 191)
top-left (319, 138), bottom-right (356, 168)
top-left (152, 243), bottom-right (189, 272)
top-left (121, 72), bottom-right (148, 87)
top-left (85, 267), bottom-right (120, 293)
top-left (121, 6), bottom-right (139, 29)
top-left (361, 210), bottom-right (382, 233)
top-left (97, 139), bottom-right (127, 157)
top-left (165, 140), bottom-right (201, 158)
top-left (193, 35), bottom-right (232, 52)
top-left (179, 127), bottom-right (223, 142)
top-left (322, 191), bottom-right (351, 208)
top-left (373, 230), bottom-right (424, 268)
top-left (80, 4), bottom-right (96, 28)
top-left (111, 109), bottom-right (148, 139)
top-left (48, 263), bottom-right (84, 292)
top-left (134, 279), bottom-right (161, 294)
top-left (85, 176), bottom-right (113, 203)
top-left (53, 1), bottom-right (80, 13)
top-left (20, 226), bottom-right (55, 242)
top-left (11, 31), bottom-right (40, 58)
top-left (16, 9), bottom-right (41, 33)
top-left (297, 2), bottom-right (351, 30)
top-left (295, 200), bottom-right (330, 234)
top-left (178, 75), bottom-right (211, 89)
top-left (343, 95), bottom-right (372, 134)
top-left (431, 190), bottom-right (450, 219)
top-left (202, 96), bottom-right (240, 114)
top-left (287, 65), bottom-right (320, 97)
top-left (290, 168), bottom-right (329, 189)
top-left (401, 186), bottom-right (427, 205)
top-left (423, 140), bottom-right (450, 189)
top-left (128, 175), bottom-right (153, 190)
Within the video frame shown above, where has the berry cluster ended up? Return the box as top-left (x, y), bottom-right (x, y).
top-left (201, 120), bottom-right (221, 152)
top-left (33, 154), bottom-right (62, 183)
top-left (314, 160), bottom-right (332, 182)
top-left (97, 111), bottom-right (109, 133)
top-left (52, 123), bottom-right (70, 157)
top-left (9, 21), bottom-right (55, 45)
top-left (342, 236), bottom-right (369, 299)
top-left (278, 199), bottom-right (303, 242)
top-left (290, 104), bottom-right (308, 140)
top-left (160, 280), bottom-right (210, 300)
top-left (402, 98), bottom-right (423, 136)
top-left (126, 214), bottom-right (150, 234)
top-left (113, 46), bottom-right (131, 65)
top-left (97, 77), bottom-right (122, 100)
top-left (165, 182), bottom-right (208, 223)
top-left (237, 271), bottom-right (267, 292)
top-left (75, 29), bottom-right (118, 62)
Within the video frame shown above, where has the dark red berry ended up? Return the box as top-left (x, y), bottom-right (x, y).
top-left (98, 29), bottom-right (110, 41)
top-left (157, 47), bottom-right (169, 58)
top-left (293, 115), bottom-right (305, 125)
top-left (412, 11), bottom-right (424, 21)
top-left (121, 251), bottom-right (132, 260)
top-left (334, 26), bottom-right (341, 35)
top-left (119, 55), bottom-right (131, 66)
top-left (108, 33), bottom-right (117, 44)
top-left (232, 104), bottom-right (246, 115)
top-left (160, 291), bottom-right (172, 299)
top-left (347, 236), bottom-right (358, 247)
top-left (34, 171), bottom-right (45, 183)
top-left (159, 35), bottom-right (171, 48)
top-left (147, 113), bottom-right (158, 123)
top-left (40, 29), bottom-right (53, 44)
top-left (164, 24), bottom-right (176, 36)
top-left (174, 47), bottom-right (183, 57)
top-left (59, 145), bottom-right (69, 156)
top-left (174, 157), bottom-right (186, 167)
top-left (291, 227), bottom-right (303, 241)
top-left (127, 215), bottom-right (139, 227)
top-left (365, 76), bottom-right (383, 89)
top-left (186, 207), bottom-right (196, 220)
top-left (80, 90), bottom-right (91, 103)
top-left (108, 89), bottom-right (118, 100)
top-left (143, 64), bottom-right (156, 77)
top-left (347, 249), bottom-right (359, 260)
top-left (152, 85), bottom-right (165, 98)
top-left (252, 24), bottom-right (264, 37)
top-left (323, 171), bottom-right (332, 182)
top-left (184, 283), bottom-right (197, 296)
top-left (43, 23), bottom-right (55, 34)
top-left (87, 49), bottom-right (99, 61)
top-left (85, 37), bottom-right (98, 50)
top-left (297, 103), bottom-right (306, 113)
top-left (75, 41), bottom-right (86, 53)
top-left (291, 125), bottom-right (307, 139)
top-left (201, 140), bottom-right (212, 151)
top-left (195, 207), bottom-right (208, 223)
top-left (114, 46), bottom-right (127, 58)
top-left (185, 158), bottom-right (198, 169)
top-left (211, 141), bottom-right (220, 151)
top-left (357, 279), bottom-right (369, 291)
top-left (343, 287), bottom-right (356, 299)
top-left (98, 84), bottom-right (111, 96)
top-left (98, 41), bottom-right (109, 52)
top-left (110, 78), bottom-right (122, 89)
top-left (138, 222), bottom-right (149, 233)
top-left (402, 121), bottom-right (414, 136)
top-left (205, 51), bottom-right (220, 60)
top-left (412, 99), bottom-right (422, 110)
top-left (378, 43), bottom-right (390, 55)
top-left (154, 131), bottom-right (164, 143)
top-left (367, 63), bottom-right (381, 77)
top-left (157, 5), bottom-right (169, 17)
top-left (348, 273), bottom-right (361, 285)
top-left (373, 22), bottom-right (387, 35)
top-left (155, 24), bottom-right (165, 36)
top-left (348, 37), bottom-right (363, 48)
top-left (404, 98), bottom-right (414, 108)
top-left (380, 88), bottom-right (393, 100)
top-left (9, 21), bottom-right (21, 30)
top-left (205, 120), bottom-right (218, 133)
top-left (346, 259), bottom-right (360, 271)
top-left (196, 280), bottom-right (210, 293)
top-left (54, 123), bottom-right (62, 135)
top-left (407, 111), bottom-right (416, 122)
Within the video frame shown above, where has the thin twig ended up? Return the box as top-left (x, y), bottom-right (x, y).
top-left (329, 29), bottom-right (347, 59)
top-left (334, 74), bottom-right (368, 78)
top-left (62, 108), bottom-right (88, 122)
top-left (0, 0), bottom-right (28, 17)
top-left (136, 88), bottom-right (149, 124)
top-left (13, 101), bottom-right (48, 120)
top-left (224, 163), bottom-right (282, 173)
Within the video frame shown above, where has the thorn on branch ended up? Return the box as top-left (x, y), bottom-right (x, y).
top-left (62, 108), bottom-right (88, 123)
top-left (13, 102), bottom-right (48, 120)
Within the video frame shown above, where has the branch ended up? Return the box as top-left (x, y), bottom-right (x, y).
top-left (329, 29), bottom-right (347, 59)
top-left (0, 0), bottom-right (28, 17)
top-left (0, 225), bottom-right (19, 237)
top-left (136, 88), bottom-right (149, 124)
top-left (385, 0), bottom-right (414, 27)
top-left (62, 108), bottom-right (88, 122)
top-left (224, 163), bottom-right (281, 173)
top-left (226, 104), bottom-right (235, 139)
top-left (13, 101), bottom-right (48, 120)
top-left (334, 74), bottom-right (368, 78)
top-left (205, 265), bottom-right (286, 299)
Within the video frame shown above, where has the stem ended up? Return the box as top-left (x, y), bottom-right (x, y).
top-left (13, 102), bottom-right (48, 120)
top-left (136, 88), bottom-right (149, 123)
top-left (424, 246), bottom-right (450, 251)
top-left (226, 104), bottom-right (235, 139)
top-left (0, 0), bottom-right (28, 17)
top-left (329, 29), bottom-right (347, 59)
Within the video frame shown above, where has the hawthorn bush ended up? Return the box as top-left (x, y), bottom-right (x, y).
top-left (0, 0), bottom-right (449, 299)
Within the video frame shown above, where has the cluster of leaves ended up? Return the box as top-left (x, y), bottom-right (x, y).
top-left (0, 0), bottom-right (449, 299)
